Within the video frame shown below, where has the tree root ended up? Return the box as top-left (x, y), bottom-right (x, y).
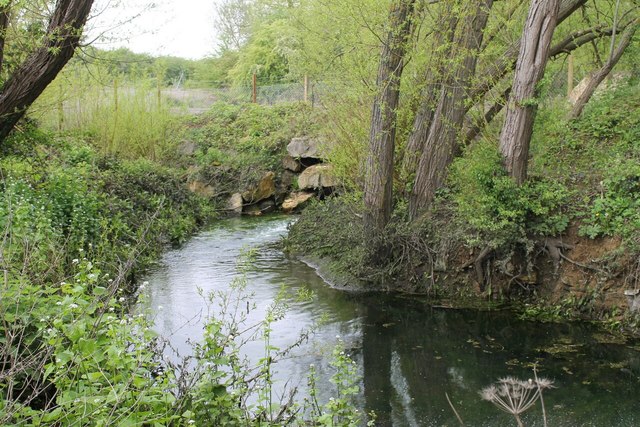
top-left (543, 238), bottom-right (574, 273)
top-left (461, 246), bottom-right (494, 291)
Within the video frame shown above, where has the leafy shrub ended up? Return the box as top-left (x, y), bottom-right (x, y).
top-left (175, 101), bottom-right (316, 196)
top-left (449, 141), bottom-right (570, 248)
top-left (286, 194), bottom-right (367, 278)
top-left (580, 160), bottom-right (640, 238)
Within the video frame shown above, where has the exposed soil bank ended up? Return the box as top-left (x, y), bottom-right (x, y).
top-left (285, 198), bottom-right (640, 329)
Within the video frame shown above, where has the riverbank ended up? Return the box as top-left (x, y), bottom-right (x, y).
top-left (0, 103), bottom-right (339, 425)
top-left (286, 85), bottom-right (640, 331)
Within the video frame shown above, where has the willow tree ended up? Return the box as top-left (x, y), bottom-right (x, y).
top-left (405, 0), bottom-right (586, 219)
top-left (408, 0), bottom-right (493, 219)
top-left (363, 0), bottom-right (415, 233)
top-left (0, 0), bottom-right (95, 142)
top-left (499, 0), bottom-right (560, 184)
top-left (570, 15), bottom-right (639, 119)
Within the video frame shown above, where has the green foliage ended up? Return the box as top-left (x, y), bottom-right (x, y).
top-left (177, 101), bottom-right (316, 194)
top-left (580, 160), bottom-right (640, 238)
top-left (0, 131), bottom-right (212, 283)
top-left (287, 195), bottom-right (368, 279)
top-left (532, 83), bottom-right (640, 240)
top-left (519, 288), bottom-right (605, 323)
top-left (309, 343), bottom-right (370, 427)
top-left (34, 68), bottom-right (174, 159)
top-left (228, 19), bottom-right (299, 85)
top-left (0, 261), bottom-right (181, 425)
top-left (449, 141), bottom-right (570, 248)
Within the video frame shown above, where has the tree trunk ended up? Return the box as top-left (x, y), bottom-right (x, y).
top-left (408, 0), bottom-right (493, 219)
top-left (464, 22), bottom-right (620, 145)
top-left (400, 8), bottom-right (458, 182)
top-left (0, 0), bottom-right (95, 141)
top-left (363, 0), bottom-right (415, 232)
top-left (499, 0), bottom-right (560, 185)
top-left (0, 3), bottom-right (11, 75)
top-left (466, 0), bottom-right (586, 116)
top-left (570, 17), bottom-right (638, 119)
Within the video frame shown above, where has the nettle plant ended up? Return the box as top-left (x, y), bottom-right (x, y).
top-left (0, 259), bottom-right (180, 426)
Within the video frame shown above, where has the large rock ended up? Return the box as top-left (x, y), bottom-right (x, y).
top-left (298, 164), bottom-right (338, 190)
top-left (242, 171), bottom-right (276, 203)
top-left (282, 155), bottom-right (302, 172)
top-left (282, 192), bottom-right (315, 213)
top-left (287, 137), bottom-right (326, 159)
top-left (227, 193), bottom-right (243, 215)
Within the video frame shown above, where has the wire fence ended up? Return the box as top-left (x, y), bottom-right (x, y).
top-left (163, 81), bottom-right (317, 114)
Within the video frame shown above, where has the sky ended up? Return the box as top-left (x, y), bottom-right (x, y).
top-left (87, 0), bottom-right (220, 59)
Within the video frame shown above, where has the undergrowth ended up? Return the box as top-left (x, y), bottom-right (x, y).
top-left (1, 121), bottom-right (365, 425)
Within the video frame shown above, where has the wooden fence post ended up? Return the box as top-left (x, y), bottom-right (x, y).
top-left (58, 84), bottom-right (64, 132)
top-left (252, 73), bottom-right (257, 103)
top-left (303, 74), bottom-right (309, 103)
top-left (567, 53), bottom-right (574, 98)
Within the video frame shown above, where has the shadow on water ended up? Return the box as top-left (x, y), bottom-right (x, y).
top-left (141, 215), bottom-right (640, 426)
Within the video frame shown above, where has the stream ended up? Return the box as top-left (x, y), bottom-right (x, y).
top-left (140, 215), bottom-right (640, 426)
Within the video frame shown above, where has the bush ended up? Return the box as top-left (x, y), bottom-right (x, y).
top-left (580, 159), bottom-right (640, 238)
top-left (449, 141), bottom-right (570, 248)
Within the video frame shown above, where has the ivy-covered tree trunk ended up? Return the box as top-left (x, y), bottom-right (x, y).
top-left (499, 0), bottom-right (560, 185)
top-left (363, 0), bottom-right (415, 233)
top-left (0, 0), bottom-right (95, 142)
top-left (408, 0), bottom-right (493, 219)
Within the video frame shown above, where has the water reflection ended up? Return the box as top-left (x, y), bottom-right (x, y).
top-left (141, 216), bottom-right (640, 426)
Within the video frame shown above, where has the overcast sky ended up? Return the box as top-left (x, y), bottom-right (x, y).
top-left (88, 0), bottom-right (220, 59)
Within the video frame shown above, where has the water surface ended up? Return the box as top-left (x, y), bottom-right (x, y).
top-left (141, 215), bottom-right (640, 426)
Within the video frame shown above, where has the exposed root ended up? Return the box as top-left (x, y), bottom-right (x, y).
top-left (461, 246), bottom-right (494, 291)
top-left (543, 238), bottom-right (574, 273)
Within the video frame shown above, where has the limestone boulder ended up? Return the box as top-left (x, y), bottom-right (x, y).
top-left (227, 193), bottom-right (243, 215)
top-left (282, 192), bottom-right (315, 213)
top-left (282, 155), bottom-right (302, 172)
top-left (287, 137), bottom-right (326, 159)
top-left (242, 171), bottom-right (276, 203)
top-left (298, 164), bottom-right (337, 190)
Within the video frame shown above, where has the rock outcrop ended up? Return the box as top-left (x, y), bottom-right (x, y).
top-left (227, 193), bottom-right (243, 215)
top-left (298, 164), bottom-right (337, 190)
top-left (242, 171), bottom-right (275, 204)
top-left (287, 137), bottom-right (325, 159)
top-left (282, 155), bottom-right (303, 172)
top-left (221, 136), bottom-right (338, 216)
top-left (282, 192), bottom-right (315, 213)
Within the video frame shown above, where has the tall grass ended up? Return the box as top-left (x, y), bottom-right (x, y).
top-left (33, 65), bottom-right (174, 160)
